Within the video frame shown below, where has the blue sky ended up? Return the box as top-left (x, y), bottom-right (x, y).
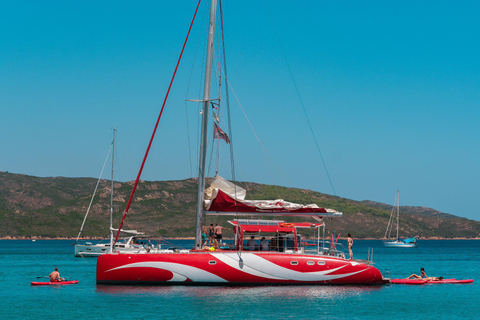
top-left (1, 1), bottom-right (479, 221)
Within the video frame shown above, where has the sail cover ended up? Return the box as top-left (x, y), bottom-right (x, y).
top-left (204, 177), bottom-right (342, 217)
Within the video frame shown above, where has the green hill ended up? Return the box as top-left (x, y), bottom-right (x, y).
top-left (0, 172), bottom-right (479, 239)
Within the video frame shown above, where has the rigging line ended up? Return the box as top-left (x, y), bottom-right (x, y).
top-left (183, 22), bottom-right (204, 178)
top-left (220, 0), bottom-right (241, 247)
top-left (222, 74), bottom-right (285, 197)
top-left (219, 1), bottom-right (234, 184)
top-left (114, 0), bottom-right (203, 246)
top-left (207, 131), bottom-right (215, 177)
top-left (186, 2), bottom-right (210, 178)
top-left (76, 143), bottom-right (113, 242)
top-left (263, 1), bottom-right (339, 202)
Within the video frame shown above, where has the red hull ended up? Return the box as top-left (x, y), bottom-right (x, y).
top-left (97, 252), bottom-right (388, 285)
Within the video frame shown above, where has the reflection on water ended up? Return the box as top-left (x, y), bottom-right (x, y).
top-left (96, 284), bottom-right (383, 299)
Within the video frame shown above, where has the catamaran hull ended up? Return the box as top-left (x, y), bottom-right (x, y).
top-left (96, 252), bottom-right (388, 285)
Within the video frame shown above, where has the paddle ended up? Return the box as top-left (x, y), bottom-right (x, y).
top-left (36, 276), bottom-right (69, 280)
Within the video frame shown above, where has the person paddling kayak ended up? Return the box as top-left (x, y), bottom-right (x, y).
top-left (49, 267), bottom-right (65, 282)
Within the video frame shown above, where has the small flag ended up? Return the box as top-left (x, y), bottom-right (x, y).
top-left (213, 123), bottom-right (230, 144)
top-left (212, 111), bottom-right (220, 123)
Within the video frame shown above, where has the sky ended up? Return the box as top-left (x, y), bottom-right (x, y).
top-left (1, 1), bottom-right (479, 221)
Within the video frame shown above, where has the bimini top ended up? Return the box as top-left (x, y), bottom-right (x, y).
top-left (228, 219), bottom-right (323, 233)
top-left (204, 176), bottom-right (342, 218)
top-left (109, 228), bottom-right (145, 237)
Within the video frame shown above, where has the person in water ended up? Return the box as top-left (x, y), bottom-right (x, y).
top-left (407, 267), bottom-right (427, 279)
top-left (49, 267), bottom-right (65, 282)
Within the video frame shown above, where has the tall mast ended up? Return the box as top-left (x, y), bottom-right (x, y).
top-left (396, 190), bottom-right (400, 240)
top-left (109, 128), bottom-right (116, 253)
top-left (195, 0), bottom-right (218, 249)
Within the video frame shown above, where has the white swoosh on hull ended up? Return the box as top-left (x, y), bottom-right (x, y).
top-left (106, 261), bottom-right (228, 283)
top-left (214, 253), bottom-right (367, 281)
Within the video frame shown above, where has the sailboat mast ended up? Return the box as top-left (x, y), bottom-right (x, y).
top-left (109, 128), bottom-right (116, 253)
top-left (396, 190), bottom-right (400, 240)
top-left (195, 0), bottom-right (218, 249)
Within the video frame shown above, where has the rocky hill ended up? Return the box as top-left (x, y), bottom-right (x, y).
top-left (0, 172), bottom-right (479, 239)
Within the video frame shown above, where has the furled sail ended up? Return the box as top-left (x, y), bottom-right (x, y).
top-left (204, 176), bottom-right (342, 217)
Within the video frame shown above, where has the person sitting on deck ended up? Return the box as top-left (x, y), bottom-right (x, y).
top-left (260, 237), bottom-right (269, 251)
top-left (407, 267), bottom-right (427, 279)
top-left (247, 236), bottom-right (257, 251)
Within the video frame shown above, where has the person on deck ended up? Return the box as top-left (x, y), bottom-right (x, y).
top-left (407, 267), bottom-right (428, 279)
top-left (260, 237), bottom-right (269, 251)
top-left (201, 226), bottom-right (208, 246)
top-left (208, 224), bottom-right (215, 245)
top-left (49, 267), bottom-right (64, 282)
top-left (214, 223), bottom-right (225, 244)
top-left (248, 236), bottom-right (257, 251)
top-left (347, 233), bottom-right (354, 260)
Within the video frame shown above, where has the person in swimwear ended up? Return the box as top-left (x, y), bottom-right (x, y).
top-left (407, 267), bottom-right (427, 279)
top-left (49, 267), bottom-right (65, 282)
top-left (425, 276), bottom-right (444, 281)
top-left (213, 223), bottom-right (226, 244)
top-left (347, 233), bottom-right (354, 260)
top-left (208, 224), bottom-right (215, 245)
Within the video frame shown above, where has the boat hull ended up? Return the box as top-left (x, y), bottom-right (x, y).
top-left (383, 241), bottom-right (417, 248)
top-left (75, 244), bottom-right (146, 257)
top-left (96, 252), bottom-right (388, 285)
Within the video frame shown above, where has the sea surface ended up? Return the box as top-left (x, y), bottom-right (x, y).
top-left (1, 239), bottom-right (478, 319)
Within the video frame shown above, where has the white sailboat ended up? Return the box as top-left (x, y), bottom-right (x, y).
top-left (74, 129), bottom-right (153, 257)
top-left (383, 190), bottom-right (418, 248)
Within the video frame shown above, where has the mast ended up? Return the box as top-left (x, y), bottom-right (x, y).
top-left (195, 0), bottom-right (218, 249)
top-left (396, 190), bottom-right (400, 240)
top-left (109, 128), bottom-right (116, 253)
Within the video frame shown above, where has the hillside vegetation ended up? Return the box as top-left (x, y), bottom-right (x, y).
top-left (0, 172), bottom-right (479, 239)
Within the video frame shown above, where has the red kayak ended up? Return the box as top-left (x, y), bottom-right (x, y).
top-left (392, 278), bottom-right (473, 285)
top-left (391, 279), bottom-right (427, 285)
top-left (31, 280), bottom-right (79, 286)
top-left (426, 279), bottom-right (473, 284)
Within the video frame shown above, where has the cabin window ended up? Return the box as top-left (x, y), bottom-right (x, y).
top-left (317, 261), bottom-right (326, 265)
top-left (290, 261), bottom-right (298, 265)
top-left (307, 261), bottom-right (315, 265)
top-left (209, 261), bottom-right (217, 265)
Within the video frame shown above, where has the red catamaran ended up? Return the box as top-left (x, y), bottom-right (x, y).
top-left (96, 0), bottom-right (389, 286)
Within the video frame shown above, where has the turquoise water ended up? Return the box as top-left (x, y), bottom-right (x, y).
top-left (1, 240), bottom-right (478, 319)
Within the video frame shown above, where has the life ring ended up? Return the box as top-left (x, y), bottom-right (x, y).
top-left (280, 223), bottom-right (294, 228)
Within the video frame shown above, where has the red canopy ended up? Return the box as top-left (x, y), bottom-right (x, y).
top-left (207, 189), bottom-right (336, 216)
